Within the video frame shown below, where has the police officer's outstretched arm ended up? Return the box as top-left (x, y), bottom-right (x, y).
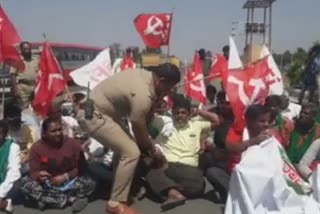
top-left (131, 118), bottom-right (166, 168)
top-left (130, 99), bottom-right (157, 155)
top-left (131, 120), bottom-right (155, 154)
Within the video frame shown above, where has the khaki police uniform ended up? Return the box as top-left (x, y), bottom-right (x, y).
top-left (10, 56), bottom-right (40, 109)
top-left (78, 68), bottom-right (158, 202)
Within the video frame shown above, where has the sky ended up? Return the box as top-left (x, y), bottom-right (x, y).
top-left (2, 0), bottom-right (320, 60)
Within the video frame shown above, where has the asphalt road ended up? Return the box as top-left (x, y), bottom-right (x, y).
top-left (11, 180), bottom-right (224, 214)
top-left (12, 196), bottom-right (223, 214)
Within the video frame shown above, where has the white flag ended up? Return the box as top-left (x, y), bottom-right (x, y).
top-left (225, 36), bottom-right (243, 102)
top-left (70, 48), bottom-right (114, 89)
top-left (228, 36), bottom-right (243, 70)
top-left (260, 45), bottom-right (284, 95)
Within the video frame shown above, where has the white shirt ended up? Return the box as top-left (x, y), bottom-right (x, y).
top-left (282, 102), bottom-right (301, 121)
top-left (88, 138), bottom-right (113, 166)
top-left (22, 107), bottom-right (41, 141)
top-left (62, 116), bottom-right (80, 137)
top-left (0, 143), bottom-right (21, 198)
top-left (62, 116), bottom-right (79, 128)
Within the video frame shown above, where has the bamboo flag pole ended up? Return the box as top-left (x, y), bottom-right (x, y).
top-left (175, 72), bottom-right (215, 89)
top-left (42, 33), bottom-right (73, 102)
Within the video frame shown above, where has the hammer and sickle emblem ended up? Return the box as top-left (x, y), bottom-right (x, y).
top-left (144, 16), bottom-right (164, 36)
top-left (228, 76), bottom-right (266, 105)
top-left (190, 73), bottom-right (205, 93)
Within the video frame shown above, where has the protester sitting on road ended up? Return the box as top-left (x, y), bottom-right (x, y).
top-left (287, 103), bottom-right (320, 165)
top-left (145, 96), bottom-right (219, 211)
top-left (85, 138), bottom-right (114, 197)
top-left (297, 138), bottom-right (320, 180)
top-left (47, 102), bottom-right (75, 138)
top-left (155, 98), bottom-right (171, 117)
top-left (0, 120), bottom-right (21, 214)
top-left (149, 98), bottom-right (175, 142)
top-left (264, 95), bottom-right (294, 147)
top-left (226, 104), bottom-right (272, 173)
top-left (4, 105), bottom-right (36, 176)
top-left (280, 91), bottom-right (301, 121)
top-left (203, 91), bottom-right (234, 203)
top-left (20, 118), bottom-right (95, 213)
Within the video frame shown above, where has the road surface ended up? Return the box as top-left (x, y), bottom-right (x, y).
top-left (13, 182), bottom-right (224, 214)
top-left (14, 196), bottom-right (224, 214)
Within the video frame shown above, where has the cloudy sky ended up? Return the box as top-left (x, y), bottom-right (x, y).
top-left (2, 0), bottom-right (320, 59)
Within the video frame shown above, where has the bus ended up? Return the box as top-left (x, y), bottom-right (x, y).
top-left (31, 42), bottom-right (104, 83)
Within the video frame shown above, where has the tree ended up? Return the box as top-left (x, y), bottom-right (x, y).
top-left (109, 43), bottom-right (122, 64)
top-left (272, 50), bottom-right (292, 71)
top-left (286, 47), bottom-right (308, 86)
top-left (282, 50), bottom-right (292, 67)
top-left (132, 47), bottom-right (142, 64)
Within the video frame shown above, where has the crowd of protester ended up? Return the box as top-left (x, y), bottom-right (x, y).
top-left (2, 41), bottom-right (320, 214)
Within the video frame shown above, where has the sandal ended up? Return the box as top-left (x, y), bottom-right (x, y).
top-left (106, 203), bottom-right (141, 214)
top-left (160, 196), bottom-right (186, 211)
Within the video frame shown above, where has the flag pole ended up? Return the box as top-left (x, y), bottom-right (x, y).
top-left (42, 33), bottom-right (73, 102)
top-left (0, 79), bottom-right (5, 120)
top-left (166, 8), bottom-right (175, 61)
top-left (0, 29), bottom-right (6, 119)
top-left (0, 31), bottom-right (3, 119)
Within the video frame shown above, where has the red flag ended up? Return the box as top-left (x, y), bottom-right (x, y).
top-left (134, 13), bottom-right (172, 48)
top-left (0, 5), bottom-right (24, 70)
top-left (208, 54), bottom-right (227, 82)
top-left (33, 43), bottom-right (66, 117)
top-left (164, 96), bottom-right (173, 109)
top-left (222, 57), bottom-right (270, 131)
top-left (120, 52), bottom-right (135, 71)
top-left (184, 52), bottom-right (206, 104)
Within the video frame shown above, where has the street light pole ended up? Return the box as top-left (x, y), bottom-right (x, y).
top-left (269, 0), bottom-right (273, 49)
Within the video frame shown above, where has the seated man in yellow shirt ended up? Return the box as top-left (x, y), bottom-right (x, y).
top-left (146, 95), bottom-right (220, 211)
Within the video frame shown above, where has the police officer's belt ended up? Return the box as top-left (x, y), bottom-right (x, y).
top-left (17, 79), bottom-right (35, 85)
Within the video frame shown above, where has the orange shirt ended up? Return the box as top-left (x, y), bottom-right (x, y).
top-left (226, 126), bottom-right (287, 174)
top-left (226, 127), bottom-right (242, 174)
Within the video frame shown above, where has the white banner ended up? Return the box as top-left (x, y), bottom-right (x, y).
top-left (70, 48), bottom-right (114, 89)
top-left (310, 166), bottom-right (320, 204)
top-left (225, 137), bottom-right (320, 214)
